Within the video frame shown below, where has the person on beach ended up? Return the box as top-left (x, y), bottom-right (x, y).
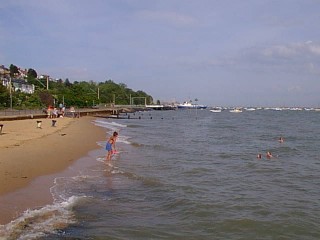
top-left (106, 131), bottom-right (118, 161)
top-left (47, 106), bottom-right (53, 118)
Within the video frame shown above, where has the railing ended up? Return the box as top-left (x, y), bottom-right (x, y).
top-left (0, 105), bottom-right (148, 117)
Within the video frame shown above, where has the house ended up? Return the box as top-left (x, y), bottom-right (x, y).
top-left (18, 68), bottom-right (28, 78)
top-left (1, 78), bottom-right (35, 94)
top-left (11, 78), bottom-right (35, 94)
top-left (38, 74), bottom-right (46, 79)
top-left (0, 65), bottom-right (10, 78)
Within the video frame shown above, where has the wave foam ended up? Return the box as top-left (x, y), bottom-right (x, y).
top-left (0, 196), bottom-right (80, 240)
top-left (93, 119), bottom-right (127, 130)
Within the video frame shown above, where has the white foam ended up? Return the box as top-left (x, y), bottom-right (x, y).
top-left (116, 138), bottom-right (131, 145)
top-left (93, 119), bottom-right (127, 129)
top-left (106, 162), bottom-right (114, 168)
top-left (50, 175), bottom-right (101, 203)
top-left (111, 169), bottom-right (124, 174)
top-left (0, 196), bottom-right (80, 240)
top-left (110, 121), bottom-right (127, 128)
top-left (96, 156), bottom-right (106, 163)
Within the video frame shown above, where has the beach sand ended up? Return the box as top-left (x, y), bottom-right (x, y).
top-left (0, 116), bottom-right (106, 224)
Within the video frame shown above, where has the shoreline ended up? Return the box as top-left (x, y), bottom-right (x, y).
top-left (0, 116), bottom-right (106, 224)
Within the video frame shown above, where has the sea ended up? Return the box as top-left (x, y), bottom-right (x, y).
top-left (1, 108), bottom-right (319, 240)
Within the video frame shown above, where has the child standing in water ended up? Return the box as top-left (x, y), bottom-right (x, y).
top-left (106, 131), bottom-right (118, 161)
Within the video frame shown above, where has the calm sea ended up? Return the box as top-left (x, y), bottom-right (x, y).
top-left (1, 109), bottom-right (319, 239)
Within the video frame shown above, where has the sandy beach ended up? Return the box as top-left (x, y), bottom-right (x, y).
top-left (0, 116), bottom-right (106, 224)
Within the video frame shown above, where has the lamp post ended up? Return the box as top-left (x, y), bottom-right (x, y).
top-left (9, 77), bottom-right (13, 109)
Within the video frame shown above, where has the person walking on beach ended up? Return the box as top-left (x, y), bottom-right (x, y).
top-left (106, 131), bottom-right (118, 161)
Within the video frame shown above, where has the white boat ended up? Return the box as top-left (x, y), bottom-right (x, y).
top-left (177, 101), bottom-right (207, 109)
top-left (210, 107), bottom-right (222, 113)
top-left (145, 104), bottom-right (176, 110)
top-left (229, 108), bottom-right (242, 113)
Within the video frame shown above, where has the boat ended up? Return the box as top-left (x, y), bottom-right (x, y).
top-left (145, 105), bottom-right (176, 110)
top-left (210, 107), bottom-right (222, 113)
top-left (177, 101), bottom-right (207, 109)
top-left (229, 108), bottom-right (242, 113)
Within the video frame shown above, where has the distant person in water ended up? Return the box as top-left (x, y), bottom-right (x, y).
top-left (278, 137), bottom-right (284, 143)
top-left (106, 131), bottom-right (118, 161)
top-left (257, 153), bottom-right (262, 159)
top-left (266, 151), bottom-right (273, 159)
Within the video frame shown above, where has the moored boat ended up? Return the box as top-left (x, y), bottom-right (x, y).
top-left (244, 107), bottom-right (256, 111)
top-left (210, 107), bottom-right (222, 113)
top-left (177, 101), bottom-right (207, 109)
top-left (229, 108), bottom-right (242, 113)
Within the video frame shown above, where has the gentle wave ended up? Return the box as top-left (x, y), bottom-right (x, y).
top-left (93, 119), bottom-right (127, 130)
top-left (0, 196), bottom-right (80, 240)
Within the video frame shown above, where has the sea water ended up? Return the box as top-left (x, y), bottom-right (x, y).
top-left (1, 109), bottom-right (319, 239)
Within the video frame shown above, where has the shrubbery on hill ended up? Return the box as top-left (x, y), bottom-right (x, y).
top-left (0, 77), bottom-right (153, 109)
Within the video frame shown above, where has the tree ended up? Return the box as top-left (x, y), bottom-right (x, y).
top-left (65, 78), bottom-right (72, 87)
top-left (38, 90), bottom-right (54, 107)
top-left (0, 84), bottom-right (10, 108)
top-left (9, 64), bottom-right (19, 77)
top-left (1, 66), bottom-right (155, 109)
top-left (27, 68), bottom-right (37, 79)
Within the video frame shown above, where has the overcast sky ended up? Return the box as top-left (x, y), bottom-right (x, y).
top-left (1, 0), bottom-right (320, 107)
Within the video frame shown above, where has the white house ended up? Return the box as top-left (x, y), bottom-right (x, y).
top-left (11, 79), bottom-right (35, 94)
top-left (1, 78), bottom-right (35, 94)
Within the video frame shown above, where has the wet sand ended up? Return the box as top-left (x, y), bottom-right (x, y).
top-left (0, 117), bottom-right (106, 224)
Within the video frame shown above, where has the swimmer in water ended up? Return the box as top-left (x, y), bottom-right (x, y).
top-left (278, 136), bottom-right (284, 143)
top-left (257, 153), bottom-right (262, 159)
top-left (266, 151), bottom-right (273, 159)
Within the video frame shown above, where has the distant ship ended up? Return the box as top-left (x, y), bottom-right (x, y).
top-left (177, 101), bottom-right (207, 109)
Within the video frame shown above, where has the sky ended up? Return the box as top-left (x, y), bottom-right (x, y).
top-left (1, 0), bottom-right (320, 107)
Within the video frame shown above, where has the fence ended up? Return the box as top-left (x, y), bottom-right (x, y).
top-left (0, 105), bottom-right (147, 118)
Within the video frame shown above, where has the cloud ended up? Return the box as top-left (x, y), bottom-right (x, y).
top-left (262, 41), bottom-right (320, 58)
top-left (222, 41), bottom-right (320, 76)
top-left (137, 10), bottom-right (197, 26)
top-left (261, 42), bottom-right (320, 74)
top-left (308, 44), bottom-right (320, 55)
top-left (288, 85), bottom-right (302, 93)
top-left (262, 45), bottom-right (297, 58)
